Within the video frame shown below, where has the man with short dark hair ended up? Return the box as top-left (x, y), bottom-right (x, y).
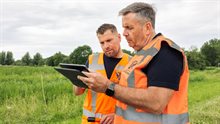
top-left (74, 23), bottom-right (131, 124)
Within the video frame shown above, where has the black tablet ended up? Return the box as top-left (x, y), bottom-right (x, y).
top-left (59, 63), bottom-right (89, 72)
top-left (54, 67), bottom-right (88, 88)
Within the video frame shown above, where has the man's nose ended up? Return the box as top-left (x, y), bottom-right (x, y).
top-left (123, 29), bottom-right (128, 36)
top-left (104, 42), bottom-right (110, 50)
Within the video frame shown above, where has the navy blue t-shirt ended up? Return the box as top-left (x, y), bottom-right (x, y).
top-left (104, 55), bottom-right (122, 79)
top-left (141, 34), bottom-right (183, 91)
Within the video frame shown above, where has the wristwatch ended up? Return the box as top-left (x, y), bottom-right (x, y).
top-left (105, 83), bottom-right (116, 96)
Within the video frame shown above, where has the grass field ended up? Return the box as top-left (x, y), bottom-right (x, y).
top-left (0, 66), bottom-right (220, 124)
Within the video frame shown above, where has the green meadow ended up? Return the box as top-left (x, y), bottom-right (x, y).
top-left (0, 66), bottom-right (220, 124)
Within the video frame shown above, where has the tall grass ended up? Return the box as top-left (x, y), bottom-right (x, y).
top-left (0, 66), bottom-right (84, 123)
top-left (189, 68), bottom-right (220, 124)
top-left (0, 66), bottom-right (220, 123)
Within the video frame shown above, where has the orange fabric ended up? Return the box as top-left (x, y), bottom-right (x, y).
top-left (82, 53), bottom-right (130, 124)
top-left (114, 35), bottom-right (189, 124)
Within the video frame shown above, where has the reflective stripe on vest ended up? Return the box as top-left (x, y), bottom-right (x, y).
top-left (83, 108), bottom-right (103, 119)
top-left (127, 40), bottom-right (182, 88)
top-left (83, 53), bottom-right (131, 118)
top-left (88, 54), bottom-right (105, 113)
top-left (115, 35), bottom-right (189, 124)
top-left (116, 106), bottom-right (189, 124)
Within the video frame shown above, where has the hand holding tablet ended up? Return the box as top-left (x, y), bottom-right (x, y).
top-left (55, 63), bottom-right (89, 88)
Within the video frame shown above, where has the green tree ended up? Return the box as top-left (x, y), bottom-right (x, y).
top-left (53, 52), bottom-right (67, 66)
top-left (5, 51), bottom-right (14, 65)
top-left (46, 52), bottom-right (67, 66)
top-left (14, 60), bottom-right (22, 66)
top-left (62, 56), bottom-right (70, 63)
top-left (0, 51), bottom-right (6, 65)
top-left (46, 56), bottom-right (55, 66)
top-left (33, 52), bottom-right (44, 66)
top-left (69, 45), bottom-right (92, 64)
top-left (201, 38), bottom-right (220, 66)
top-left (21, 52), bottom-right (32, 66)
top-left (122, 49), bottom-right (135, 56)
top-left (185, 47), bottom-right (206, 70)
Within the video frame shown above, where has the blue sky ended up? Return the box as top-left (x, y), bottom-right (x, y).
top-left (0, 0), bottom-right (219, 60)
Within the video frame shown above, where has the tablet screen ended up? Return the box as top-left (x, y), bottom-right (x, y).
top-left (59, 63), bottom-right (89, 72)
top-left (54, 67), bottom-right (88, 88)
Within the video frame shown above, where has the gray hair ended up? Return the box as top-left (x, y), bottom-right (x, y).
top-left (119, 2), bottom-right (156, 28)
top-left (96, 23), bottom-right (118, 35)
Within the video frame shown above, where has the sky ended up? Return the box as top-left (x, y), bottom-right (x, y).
top-left (0, 0), bottom-right (220, 60)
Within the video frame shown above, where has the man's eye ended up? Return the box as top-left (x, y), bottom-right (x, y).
top-left (125, 26), bottom-right (132, 30)
top-left (128, 27), bottom-right (133, 30)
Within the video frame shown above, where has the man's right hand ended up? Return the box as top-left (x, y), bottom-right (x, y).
top-left (100, 113), bottom-right (114, 124)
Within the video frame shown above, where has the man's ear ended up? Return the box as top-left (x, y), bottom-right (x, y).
top-left (118, 33), bottom-right (121, 42)
top-left (144, 21), bottom-right (152, 36)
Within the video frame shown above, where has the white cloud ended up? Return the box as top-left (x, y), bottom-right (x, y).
top-left (0, 0), bottom-right (219, 60)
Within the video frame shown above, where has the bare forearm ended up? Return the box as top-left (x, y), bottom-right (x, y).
top-left (114, 85), bottom-right (156, 112)
top-left (114, 84), bottom-right (173, 114)
top-left (77, 71), bottom-right (174, 113)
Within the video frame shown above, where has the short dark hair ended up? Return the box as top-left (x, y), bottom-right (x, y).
top-left (119, 2), bottom-right (156, 28)
top-left (96, 23), bottom-right (118, 35)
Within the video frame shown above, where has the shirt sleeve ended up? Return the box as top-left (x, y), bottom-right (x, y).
top-left (141, 41), bottom-right (183, 91)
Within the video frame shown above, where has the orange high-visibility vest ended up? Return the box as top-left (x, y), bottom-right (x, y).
top-left (81, 53), bottom-right (131, 124)
top-left (114, 35), bottom-right (189, 124)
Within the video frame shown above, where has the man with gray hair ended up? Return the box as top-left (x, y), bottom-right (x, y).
top-left (78, 2), bottom-right (189, 124)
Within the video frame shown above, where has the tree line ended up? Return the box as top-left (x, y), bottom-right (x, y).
top-left (0, 38), bottom-right (219, 70)
top-left (0, 45), bottom-right (92, 66)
